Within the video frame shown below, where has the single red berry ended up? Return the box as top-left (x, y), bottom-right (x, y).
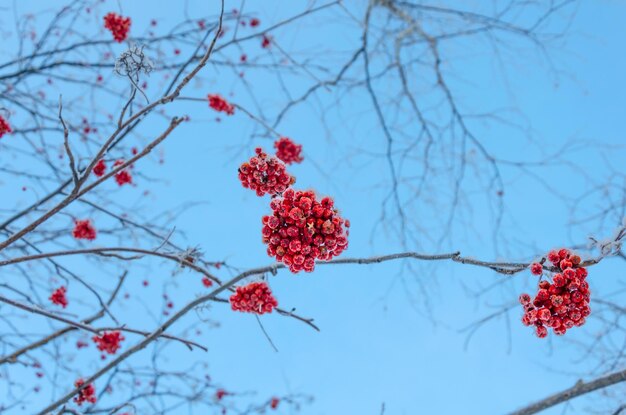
top-left (547, 251), bottom-right (560, 264)
top-left (216, 389), bottom-right (227, 400)
top-left (270, 397), bottom-right (280, 409)
top-left (518, 293), bottom-right (531, 305)
top-left (535, 325), bottom-right (548, 338)
top-left (530, 262), bottom-right (543, 275)
top-left (261, 34), bottom-right (272, 48)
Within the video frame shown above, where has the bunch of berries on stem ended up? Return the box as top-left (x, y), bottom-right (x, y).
top-left (520, 249), bottom-right (591, 338)
top-left (229, 281), bottom-right (278, 314)
top-left (103, 12), bottom-right (131, 42)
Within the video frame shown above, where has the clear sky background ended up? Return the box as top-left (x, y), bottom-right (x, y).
top-left (1, 1), bottom-right (626, 414)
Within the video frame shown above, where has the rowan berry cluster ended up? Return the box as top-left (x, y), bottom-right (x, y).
top-left (92, 331), bottom-right (125, 355)
top-left (93, 159), bottom-right (106, 177)
top-left (113, 159), bottom-right (132, 186)
top-left (229, 281), bottom-right (278, 314)
top-left (207, 94), bottom-right (235, 115)
top-left (50, 286), bottom-right (68, 308)
top-left (73, 378), bottom-right (97, 405)
top-left (274, 137), bottom-right (303, 165)
top-left (103, 12), bottom-right (131, 42)
top-left (0, 115), bottom-right (12, 138)
top-left (73, 219), bottom-right (97, 240)
top-left (238, 148), bottom-right (294, 196)
top-left (520, 248), bottom-right (591, 338)
top-left (263, 189), bottom-right (349, 273)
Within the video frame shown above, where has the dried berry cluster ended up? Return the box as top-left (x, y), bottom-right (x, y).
top-left (0, 115), bottom-right (12, 138)
top-left (263, 189), bottom-right (349, 273)
top-left (274, 137), bottom-right (303, 165)
top-left (50, 286), bottom-right (68, 308)
top-left (73, 219), bottom-right (97, 240)
top-left (238, 148), bottom-right (294, 196)
top-left (520, 248), bottom-right (591, 338)
top-left (92, 331), bottom-right (125, 355)
top-left (73, 378), bottom-right (97, 405)
top-left (229, 281), bottom-right (278, 314)
top-left (207, 94), bottom-right (235, 115)
top-left (103, 12), bottom-right (131, 42)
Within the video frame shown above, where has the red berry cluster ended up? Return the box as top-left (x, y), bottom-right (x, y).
top-left (207, 94), bottom-right (235, 115)
top-left (229, 281), bottom-right (278, 314)
top-left (520, 249), bottom-right (591, 338)
top-left (0, 115), bottom-right (12, 138)
top-left (274, 137), bottom-right (303, 165)
top-left (73, 378), bottom-right (97, 405)
top-left (93, 159), bottom-right (106, 177)
top-left (113, 159), bottom-right (132, 186)
top-left (73, 219), bottom-right (97, 240)
top-left (263, 189), bottom-right (349, 273)
top-left (92, 331), bottom-right (125, 355)
top-left (50, 286), bottom-right (68, 308)
top-left (238, 148), bottom-right (294, 196)
top-left (103, 12), bottom-right (131, 42)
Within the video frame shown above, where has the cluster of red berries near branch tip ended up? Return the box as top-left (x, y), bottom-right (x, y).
top-left (520, 248), bottom-right (591, 338)
top-left (207, 94), bottom-right (235, 115)
top-left (263, 189), bottom-right (349, 273)
top-left (73, 378), bottom-right (97, 405)
top-left (229, 281), bottom-right (278, 314)
top-left (50, 286), bottom-right (68, 308)
top-left (238, 148), bottom-right (295, 197)
top-left (274, 137), bottom-right (303, 165)
top-left (92, 159), bottom-right (106, 177)
top-left (103, 12), bottom-right (131, 42)
top-left (113, 159), bottom-right (132, 186)
top-left (73, 219), bottom-right (97, 240)
top-left (92, 331), bottom-right (125, 355)
top-left (0, 115), bottom-right (12, 138)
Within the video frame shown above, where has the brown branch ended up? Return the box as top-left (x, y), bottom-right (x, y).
top-left (0, 272), bottom-right (127, 365)
top-left (508, 368), bottom-right (626, 415)
top-left (0, 295), bottom-right (207, 354)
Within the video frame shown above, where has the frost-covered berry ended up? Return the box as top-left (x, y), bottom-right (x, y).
top-left (530, 262), bottom-right (543, 275)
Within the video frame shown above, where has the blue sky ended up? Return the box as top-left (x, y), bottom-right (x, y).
top-left (1, 1), bottom-right (626, 414)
